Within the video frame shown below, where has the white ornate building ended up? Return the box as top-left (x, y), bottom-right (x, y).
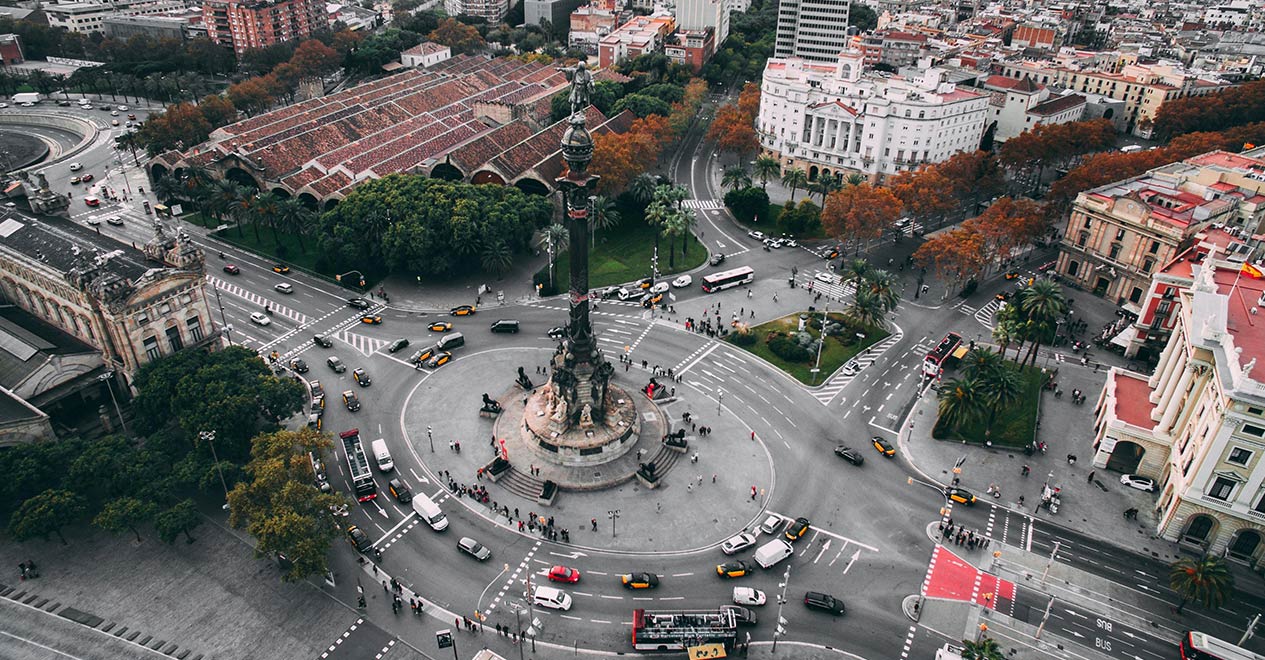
top-left (757, 50), bottom-right (989, 181)
top-left (1093, 255), bottom-right (1265, 566)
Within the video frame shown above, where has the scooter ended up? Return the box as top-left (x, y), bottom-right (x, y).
top-left (264, 306), bottom-right (273, 316)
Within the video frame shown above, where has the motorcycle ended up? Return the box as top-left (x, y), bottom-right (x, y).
top-left (264, 306), bottom-right (273, 316)
top-left (219, 251), bottom-right (225, 259)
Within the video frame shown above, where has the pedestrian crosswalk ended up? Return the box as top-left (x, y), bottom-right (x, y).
top-left (811, 329), bottom-right (904, 405)
top-left (795, 271), bottom-right (856, 303)
top-left (974, 298), bottom-right (1003, 329)
top-left (682, 199), bottom-right (724, 210)
top-left (336, 330), bottom-right (389, 356)
top-left (206, 275), bottom-right (309, 325)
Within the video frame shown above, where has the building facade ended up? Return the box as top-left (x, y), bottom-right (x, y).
top-left (525, 0), bottom-right (587, 32)
top-left (0, 33), bottom-right (23, 64)
top-left (103, 14), bottom-right (188, 41)
top-left (665, 28), bottom-right (715, 73)
top-left (443, 0), bottom-right (510, 22)
top-left (203, 0), bottom-right (326, 53)
top-left (569, 2), bottom-right (621, 54)
top-left (1092, 257), bottom-right (1265, 567)
top-left (400, 41), bottom-right (451, 68)
top-left (675, 0), bottom-right (728, 50)
top-left (597, 13), bottom-right (674, 69)
top-left (1055, 150), bottom-right (1265, 309)
top-left (773, 0), bottom-right (852, 62)
top-left (757, 51), bottom-right (989, 180)
top-left (981, 74), bottom-right (1086, 143)
top-left (47, 0), bottom-right (185, 34)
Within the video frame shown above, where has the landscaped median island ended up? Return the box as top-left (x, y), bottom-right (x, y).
top-left (932, 352), bottom-right (1045, 449)
top-left (725, 311), bottom-right (888, 385)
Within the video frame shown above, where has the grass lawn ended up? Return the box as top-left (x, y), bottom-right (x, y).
top-left (724, 199), bottom-right (829, 240)
top-left (541, 201), bottom-right (707, 290)
top-left (198, 213), bottom-right (329, 278)
top-left (934, 365), bottom-right (1045, 448)
top-left (726, 311), bottom-right (889, 385)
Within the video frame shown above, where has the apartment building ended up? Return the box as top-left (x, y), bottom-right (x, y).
top-left (47, 0), bottom-right (185, 34)
top-left (774, 0), bottom-right (852, 63)
top-left (444, 0), bottom-right (510, 21)
top-left (597, 12), bottom-right (674, 69)
top-left (203, 0), bottom-right (327, 52)
top-left (675, 0), bottom-right (728, 49)
top-left (980, 74), bottom-right (1085, 143)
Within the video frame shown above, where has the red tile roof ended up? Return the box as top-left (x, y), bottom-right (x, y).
top-left (1111, 371), bottom-right (1156, 430)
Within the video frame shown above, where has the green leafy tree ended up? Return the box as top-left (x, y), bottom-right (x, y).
top-left (628, 172), bottom-right (658, 209)
top-left (848, 287), bottom-right (886, 328)
top-left (588, 195), bottom-right (620, 249)
top-left (8, 489), bottom-right (88, 545)
top-left (864, 269), bottom-right (900, 313)
top-left (228, 429), bottom-right (345, 582)
top-left (276, 197), bottom-right (313, 253)
top-left (94, 496), bottom-right (159, 543)
top-left (1017, 280), bottom-right (1068, 366)
top-left (724, 186), bottom-right (771, 223)
top-left (611, 93), bottom-right (672, 118)
top-left (1170, 556), bottom-right (1234, 615)
top-left (480, 239), bottom-right (514, 279)
top-left (539, 223), bottom-right (569, 289)
top-left (844, 258), bottom-right (871, 293)
top-left (155, 499), bottom-right (202, 544)
top-left (961, 637), bottom-right (1005, 660)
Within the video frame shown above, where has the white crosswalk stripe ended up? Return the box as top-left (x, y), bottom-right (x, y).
top-left (974, 298), bottom-right (1002, 329)
top-left (796, 272), bottom-right (855, 302)
top-left (681, 199), bottom-right (723, 210)
top-left (811, 329), bottom-right (905, 404)
top-left (336, 330), bottom-right (388, 356)
top-left (206, 276), bottom-right (308, 325)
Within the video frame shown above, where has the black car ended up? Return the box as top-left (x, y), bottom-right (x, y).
top-left (290, 358), bottom-right (308, 374)
top-left (722, 605), bottom-right (758, 627)
top-left (804, 591), bottom-right (845, 615)
top-left (834, 446), bottom-right (864, 466)
top-left (348, 298), bottom-right (372, 310)
top-left (387, 338), bottom-right (410, 353)
top-left (313, 334), bottom-right (333, 348)
top-left (709, 253), bottom-right (726, 266)
top-left (388, 478), bottom-right (412, 503)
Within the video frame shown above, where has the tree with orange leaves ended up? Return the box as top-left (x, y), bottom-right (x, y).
top-left (913, 226), bottom-right (988, 286)
top-left (888, 167), bottom-right (956, 230)
top-left (964, 196), bottom-right (1048, 267)
top-left (737, 82), bottom-right (761, 121)
top-left (821, 183), bottom-right (902, 251)
top-left (707, 104), bottom-right (758, 163)
top-left (591, 115), bottom-right (667, 195)
top-left (933, 150), bottom-right (1005, 210)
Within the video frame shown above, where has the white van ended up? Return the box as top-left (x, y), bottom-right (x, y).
top-left (370, 438), bottom-right (394, 473)
top-left (753, 539), bottom-right (794, 568)
top-left (411, 492), bottom-right (449, 531)
top-left (531, 585), bottom-right (572, 611)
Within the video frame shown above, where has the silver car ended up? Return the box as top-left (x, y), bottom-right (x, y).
top-left (458, 537), bottom-right (491, 561)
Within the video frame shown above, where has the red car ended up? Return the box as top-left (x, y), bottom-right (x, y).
top-left (223, 264), bottom-right (241, 275)
top-left (547, 565), bottom-right (580, 583)
top-left (81, 173), bottom-right (94, 182)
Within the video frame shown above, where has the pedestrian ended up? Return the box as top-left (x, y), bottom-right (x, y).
top-left (750, 310), bottom-right (755, 318)
top-left (518, 520), bottom-right (525, 531)
top-left (456, 617), bottom-right (462, 629)
top-left (748, 289), bottom-right (753, 299)
top-left (1021, 465), bottom-right (1030, 476)
top-left (592, 518), bottom-right (598, 531)
top-left (1018, 495), bottom-right (1025, 506)
top-left (1088, 470), bottom-right (1096, 483)
top-left (476, 468), bottom-right (483, 480)
top-left (750, 431), bottom-right (755, 441)
top-left (772, 293), bottom-right (779, 303)
top-left (384, 581), bottom-right (390, 594)
top-left (751, 485), bottom-right (757, 500)
top-left (496, 624), bottom-right (503, 635)
top-left (691, 421), bottom-right (697, 432)
top-left (712, 474), bottom-right (717, 483)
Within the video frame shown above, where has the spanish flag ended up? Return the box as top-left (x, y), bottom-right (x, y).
top-left (1242, 263), bottom-right (1264, 279)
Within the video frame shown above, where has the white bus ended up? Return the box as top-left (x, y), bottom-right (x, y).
top-left (701, 266), bottom-right (754, 293)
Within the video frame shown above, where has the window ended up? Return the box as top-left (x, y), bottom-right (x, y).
top-left (1109, 244), bottom-right (1122, 260)
top-left (1078, 231), bottom-right (1089, 248)
top-left (1149, 240), bottom-right (1160, 254)
top-left (1142, 258), bottom-right (1154, 273)
top-left (1229, 447), bottom-right (1252, 465)
top-left (1068, 260), bottom-right (1079, 276)
top-left (1130, 287), bottom-right (1143, 303)
top-left (1244, 424), bottom-right (1265, 437)
top-left (1209, 476), bottom-right (1236, 501)
top-left (187, 317), bottom-right (204, 342)
top-left (143, 335), bottom-right (161, 361)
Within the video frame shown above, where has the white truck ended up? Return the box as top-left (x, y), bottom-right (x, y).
top-left (11, 92), bottom-right (41, 105)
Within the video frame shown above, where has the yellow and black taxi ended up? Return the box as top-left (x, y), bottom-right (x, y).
top-left (411, 346), bottom-right (437, 365)
top-left (272, 264), bottom-right (290, 274)
top-left (352, 368), bottom-right (372, 387)
top-left (717, 560), bottom-right (752, 579)
top-left (636, 277), bottom-right (654, 290)
top-left (1003, 270), bottom-right (1021, 280)
top-left (945, 487), bottom-right (977, 506)
top-left (426, 351), bottom-right (452, 368)
top-left (360, 314), bottom-right (382, 324)
top-left (784, 517), bottom-right (811, 542)
top-left (342, 390), bottom-right (361, 412)
top-left (871, 436), bottom-right (896, 457)
top-left (346, 525), bottom-right (372, 553)
top-left (428, 321), bottom-right (453, 332)
top-left (388, 478), bottom-right (412, 503)
top-left (449, 305), bottom-right (476, 316)
top-left (620, 572), bottom-right (660, 589)
top-left (641, 292), bottom-right (664, 308)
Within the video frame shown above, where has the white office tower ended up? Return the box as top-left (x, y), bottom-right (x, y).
top-left (774, 0), bottom-right (852, 62)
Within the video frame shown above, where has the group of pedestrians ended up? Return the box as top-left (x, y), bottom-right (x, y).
top-left (940, 519), bottom-right (990, 551)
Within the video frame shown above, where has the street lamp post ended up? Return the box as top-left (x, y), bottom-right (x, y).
top-left (810, 305), bottom-right (828, 385)
top-left (717, 390), bottom-right (724, 416)
top-left (199, 430), bottom-right (231, 510)
top-left (98, 371), bottom-right (129, 436)
top-left (771, 565), bottom-right (791, 653)
top-left (427, 425), bottom-right (434, 453)
top-left (608, 509), bottom-right (620, 537)
top-left (1041, 541), bottom-right (1061, 585)
top-left (213, 287), bottom-right (233, 345)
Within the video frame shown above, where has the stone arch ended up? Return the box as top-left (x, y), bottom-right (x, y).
top-left (1181, 513), bottom-right (1219, 548)
top-left (1103, 108), bottom-right (1115, 119)
top-left (1228, 528), bottom-right (1263, 563)
top-left (431, 162), bottom-right (464, 182)
top-left (324, 198), bottom-right (339, 212)
top-left (1105, 440), bottom-right (1145, 474)
top-left (822, 168), bottom-right (832, 181)
top-left (472, 170), bottom-right (506, 186)
top-left (808, 165), bottom-right (819, 181)
top-left (297, 193), bottom-right (319, 210)
top-left (271, 187), bottom-right (291, 199)
top-left (224, 167), bottom-right (260, 191)
top-left (150, 163), bottom-right (171, 181)
top-left (514, 178), bottom-right (550, 196)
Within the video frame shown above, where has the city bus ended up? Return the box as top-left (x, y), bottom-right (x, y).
top-left (701, 266), bottom-right (754, 293)
top-left (923, 332), bottom-right (963, 377)
top-left (339, 428), bottom-right (377, 502)
top-left (1180, 631), bottom-right (1265, 660)
top-left (631, 608), bottom-right (736, 652)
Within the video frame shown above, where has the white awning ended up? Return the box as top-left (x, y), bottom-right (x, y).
top-left (1110, 325), bottom-right (1139, 348)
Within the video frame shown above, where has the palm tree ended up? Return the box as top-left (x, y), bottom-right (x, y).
top-left (250, 191), bottom-right (283, 246)
top-left (628, 172), bottom-right (658, 209)
top-left (753, 156), bottom-right (781, 190)
top-left (646, 184), bottom-right (687, 262)
top-left (844, 258), bottom-right (870, 294)
top-left (849, 287), bottom-right (886, 328)
top-left (938, 378), bottom-right (983, 432)
top-left (781, 168), bottom-right (808, 201)
top-left (1018, 280), bottom-right (1068, 366)
top-left (844, 172), bottom-right (866, 186)
top-left (960, 347), bottom-right (1006, 382)
top-left (276, 197), bottom-right (312, 253)
top-left (991, 304), bottom-right (1021, 360)
top-left (721, 165), bottom-right (752, 193)
top-left (961, 636), bottom-right (1005, 660)
top-left (588, 195), bottom-right (620, 249)
top-left (678, 207), bottom-right (697, 258)
top-left (1170, 556), bottom-right (1234, 615)
top-left (865, 269), bottom-right (900, 312)
top-left (154, 176), bottom-right (182, 204)
top-left (538, 223), bottom-right (569, 289)
top-left (808, 175), bottom-right (841, 204)
top-left (480, 239), bottom-right (514, 279)
top-left (978, 364), bottom-right (1022, 443)
top-left (661, 211), bottom-right (689, 269)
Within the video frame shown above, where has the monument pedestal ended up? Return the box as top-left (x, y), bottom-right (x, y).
top-left (522, 383), bottom-right (639, 467)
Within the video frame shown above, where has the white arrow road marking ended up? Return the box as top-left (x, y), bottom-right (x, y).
top-left (549, 550), bottom-right (588, 559)
top-left (409, 468), bottom-right (429, 484)
top-left (373, 499), bottom-right (389, 518)
top-left (813, 539), bottom-right (831, 563)
top-left (842, 549), bottom-right (861, 574)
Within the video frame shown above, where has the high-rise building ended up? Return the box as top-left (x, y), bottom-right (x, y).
top-left (203, 0), bottom-right (326, 54)
top-left (774, 0), bottom-right (851, 62)
top-left (675, 0), bottom-right (728, 49)
top-left (443, 0), bottom-right (510, 22)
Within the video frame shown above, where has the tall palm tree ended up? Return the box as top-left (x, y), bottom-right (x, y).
top-left (938, 377), bottom-right (983, 432)
top-left (978, 364), bottom-right (1022, 443)
top-left (645, 184), bottom-right (687, 263)
top-left (250, 191), bottom-right (283, 247)
top-left (661, 211), bottom-right (689, 269)
top-left (721, 165), bottom-right (752, 193)
top-left (154, 176), bottom-right (182, 204)
top-left (753, 156), bottom-right (781, 191)
top-left (1170, 556), bottom-right (1234, 615)
top-left (781, 168), bottom-right (808, 202)
top-left (849, 287), bottom-right (886, 328)
top-left (960, 347), bottom-right (1006, 382)
top-left (865, 269), bottom-right (900, 312)
top-left (1018, 280), bottom-right (1068, 366)
top-left (276, 197), bottom-right (312, 253)
top-left (678, 207), bottom-right (698, 258)
top-left (991, 304), bottom-right (1022, 361)
top-left (538, 223), bottom-right (569, 289)
top-left (588, 195), bottom-right (620, 249)
top-left (808, 175), bottom-right (841, 204)
top-left (844, 172), bottom-right (866, 186)
top-left (480, 239), bottom-right (514, 279)
top-left (844, 258), bottom-right (870, 294)
top-left (628, 173), bottom-right (658, 210)
top-left (961, 636), bottom-right (1005, 660)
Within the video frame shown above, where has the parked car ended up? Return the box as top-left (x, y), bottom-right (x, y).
top-left (1120, 474), bottom-right (1156, 492)
top-left (784, 517), bottom-right (811, 542)
top-left (747, 230), bottom-right (765, 240)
